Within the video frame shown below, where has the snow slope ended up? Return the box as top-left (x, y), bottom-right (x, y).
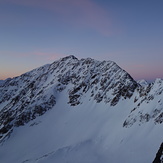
top-left (0, 55), bottom-right (162, 163)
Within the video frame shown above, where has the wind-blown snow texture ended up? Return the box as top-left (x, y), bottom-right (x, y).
top-left (0, 55), bottom-right (162, 163)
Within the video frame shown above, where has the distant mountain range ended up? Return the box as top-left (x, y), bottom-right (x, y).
top-left (0, 55), bottom-right (162, 163)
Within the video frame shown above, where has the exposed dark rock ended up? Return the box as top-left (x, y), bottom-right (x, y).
top-left (153, 143), bottom-right (163, 163)
top-left (155, 112), bottom-right (163, 124)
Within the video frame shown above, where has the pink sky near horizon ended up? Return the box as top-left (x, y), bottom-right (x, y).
top-left (0, 51), bottom-right (162, 82)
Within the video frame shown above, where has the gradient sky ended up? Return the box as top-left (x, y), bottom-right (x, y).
top-left (0, 0), bottom-right (163, 81)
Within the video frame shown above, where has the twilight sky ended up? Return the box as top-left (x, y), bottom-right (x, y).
top-left (0, 0), bottom-right (163, 81)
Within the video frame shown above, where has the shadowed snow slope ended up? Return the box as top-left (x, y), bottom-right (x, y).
top-left (0, 55), bottom-right (162, 163)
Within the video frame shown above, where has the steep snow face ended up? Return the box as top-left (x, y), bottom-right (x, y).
top-left (0, 55), bottom-right (162, 163)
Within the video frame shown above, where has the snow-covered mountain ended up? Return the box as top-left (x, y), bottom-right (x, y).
top-left (0, 55), bottom-right (162, 163)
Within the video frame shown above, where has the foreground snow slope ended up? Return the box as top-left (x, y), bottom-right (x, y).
top-left (0, 56), bottom-right (162, 163)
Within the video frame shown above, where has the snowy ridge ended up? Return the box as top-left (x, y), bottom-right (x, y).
top-left (0, 55), bottom-right (162, 163)
top-left (137, 79), bottom-right (148, 87)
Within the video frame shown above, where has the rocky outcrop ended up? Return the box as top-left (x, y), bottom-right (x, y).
top-left (153, 143), bottom-right (163, 163)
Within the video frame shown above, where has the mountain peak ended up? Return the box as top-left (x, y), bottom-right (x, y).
top-left (60, 55), bottom-right (78, 61)
top-left (0, 55), bottom-right (162, 163)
